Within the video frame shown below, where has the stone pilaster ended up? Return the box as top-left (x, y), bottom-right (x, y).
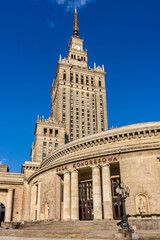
top-left (71, 169), bottom-right (79, 220)
top-left (37, 182), bottom-right (41, 220)
top-left (5, 189), bottom-right (14, 222)
top-left (102, 163), bottom-right (113, 219)
top-left (63, 171), bottom-right (71, 220)
top-left (92, 165), bottom-right (102, 220)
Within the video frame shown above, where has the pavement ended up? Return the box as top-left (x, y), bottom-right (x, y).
top-left (0, 238), bottom-right (112, 240)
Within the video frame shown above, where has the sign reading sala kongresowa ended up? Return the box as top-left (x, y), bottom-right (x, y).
top-left (56, 156), bottom-right (118, 173)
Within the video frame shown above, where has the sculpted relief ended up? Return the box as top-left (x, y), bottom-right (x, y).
top-left (136, 194), bottom-right (148, 215)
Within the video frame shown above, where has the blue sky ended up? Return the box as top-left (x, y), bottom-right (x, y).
top-left (0, 0), bottom-right (160, 172)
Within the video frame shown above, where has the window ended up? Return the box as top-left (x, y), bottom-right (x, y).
top-left (70, 120), bottom-right (73, 123)
top-left (70, 129), bottom-right (73, 132)
top-left (88, 131), bottom-right (90, 134)
top-left (63, 105), bottom-right (65, 108)
top-left (99, 81), bottom-right (101, 87)
top-left (43, 153), bottom-right (46, 157)
top-left (43, 147), bottom-right (46, 151)
top-left (82, 113), bottom-right (84, 116)
top-left (81, 75), bottom-right (84, 84)
top-left (76, 74), bottom-right (78, 83)
top-left (82, 130), bottom-right (85, 134)
top-left (44, 128), bottom-right (47, 135)
top-left (70, 73), bottom-right (73, 82)
top-left (76, 134), bottom-right (79, 137)
top-left (82, 109), bottom-right (84, 112)
top-left (55, 143), bottom-right (58, 148)
top-left (63, 71), bottom-right (66, 80)
top-left (86, 76), bottom-right (89, 85)
top-left (76, 130), bottom-right (79, 133)
top-left (49, 129), bottom-right (53, 135)
top-left (91, 77), bottom-right (94, 86)
top-left (76, 121), bottom-right (79, 124)
top-left (43, 142), bottom-right (47, 146)
top-left (63, 88), bottom-right (66, 92)
top-left (76, 91), bottom-right (79, 95)
top-left (55, 129), bottom-right (58, 137)
top-left (70, 124), bottom-right (73, 128)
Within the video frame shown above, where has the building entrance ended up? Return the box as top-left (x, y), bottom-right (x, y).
top-left (0, 204), bottom-right (5, 224)
top-left (111, 176), bottom-right (122, 220)
top-left (79, 181), bottom-right (93, 220)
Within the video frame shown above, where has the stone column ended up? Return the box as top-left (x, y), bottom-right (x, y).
top-left (92, 165), bottom-right (102, 220)
top-left (102, 163), bottom-right (113, 219)
top-left (63, 171), bottom-right (71, 220)
top-left (71, 169), bottom-right (79, 220)
top-left (5, 189), bottom-right (14, 222)
top-left (37, 182), bottom-right (41, 220)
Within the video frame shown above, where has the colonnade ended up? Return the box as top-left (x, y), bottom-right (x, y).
top-left (63, 164), bottom-right (113, 220)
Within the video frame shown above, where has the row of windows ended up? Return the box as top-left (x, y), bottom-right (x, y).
top-left (71, 54), bottom-right (86, 62)
top-left (63, 72), bottom-right (102, 87)
top-left (44, 128), bottom-right (58, 137)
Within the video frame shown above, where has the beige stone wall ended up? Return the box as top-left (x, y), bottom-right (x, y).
top-left (120, 150), bottom-right (160, 215)
top-left (29, 169), bottom-right (61, 221)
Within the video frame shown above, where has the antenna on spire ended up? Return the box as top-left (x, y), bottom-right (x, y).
top-left (73, 8), bottom-right (79, 37)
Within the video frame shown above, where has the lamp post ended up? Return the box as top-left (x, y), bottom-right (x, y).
top-left (116, 181), bottom-right (130, 230)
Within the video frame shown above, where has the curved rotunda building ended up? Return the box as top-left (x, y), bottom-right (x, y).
top-left (0, 10), bottom-right (160, 224)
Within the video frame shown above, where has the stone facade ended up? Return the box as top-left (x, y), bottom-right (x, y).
top-left (0, 10), bottom-right (160, 224)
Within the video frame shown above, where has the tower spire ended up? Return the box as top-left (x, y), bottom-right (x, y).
top-left (73, 8), bottom-right (79, 37)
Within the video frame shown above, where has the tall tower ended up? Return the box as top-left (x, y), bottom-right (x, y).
top-left (51, 9), bottom-right (108, 142)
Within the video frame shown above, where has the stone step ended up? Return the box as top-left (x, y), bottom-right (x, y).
top-left (20, 220), bottom-right (120, 231)
top-left (0, 229), bottom-right (117, 239)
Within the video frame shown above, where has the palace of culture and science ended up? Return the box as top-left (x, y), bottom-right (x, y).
top-left (30, 9), bottom-right (107, 162)
top-left (0, 9), bottom-right (160, 232)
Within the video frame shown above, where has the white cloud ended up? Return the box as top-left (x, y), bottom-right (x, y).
top-left (49, 0), bottom-right (94, 11)
top-left (0, 161), bottom-right (2, 165)
top-left (2, 158), bottom-right (7, 161)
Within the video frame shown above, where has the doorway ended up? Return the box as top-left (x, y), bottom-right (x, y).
top-left (0, 204), bottom-right (5, 224)
top-left (111, 176), bottom-right (122, 220)
top-left (79, 181), bottom-right (93, 220)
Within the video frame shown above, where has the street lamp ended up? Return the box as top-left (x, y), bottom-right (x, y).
top-left (116, 181), bottom-right (130, 230)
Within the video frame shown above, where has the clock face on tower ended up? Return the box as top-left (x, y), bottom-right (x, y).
top-left (73, 45), bottom-right (81, 51)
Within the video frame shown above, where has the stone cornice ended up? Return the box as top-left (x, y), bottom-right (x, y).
top-left (27, 122), bottom-right (160, 183)
top-left (0, 173), bottom-right (24, 185)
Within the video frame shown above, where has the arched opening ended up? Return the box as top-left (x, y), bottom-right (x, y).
top-left (0, 203), bottom-right (5, 224)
